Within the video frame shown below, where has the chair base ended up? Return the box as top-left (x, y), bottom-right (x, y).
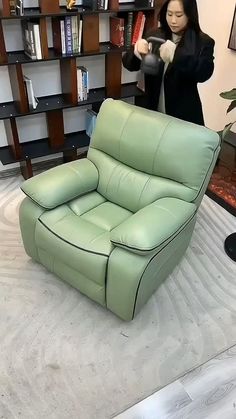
top-left (224, 233), bottom-right (236, 262)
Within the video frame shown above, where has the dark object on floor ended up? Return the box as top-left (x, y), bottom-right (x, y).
top-left (224, 233), bottom-right (236, 262)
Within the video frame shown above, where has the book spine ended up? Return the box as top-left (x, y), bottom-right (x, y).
top-left (132, 12), bottom-right (144, 45)
top-left (86, 68), bottom-right (89, 94)
top-left (16, 0), bottom-right (23, 16)
top-left (65, 16), bottom-right (73, 54)
top-left (78, 18), bottom-right (83, 53)
top-left (33, 24), bottom-right (42, 60)
top-left (81, 67), bottom-right (88, 100)
top-left (28, 23), bottom-right (36, 57)
top-left (71, 15), bottom-right (79, 53)
top-left (110, 17), bottom-right (125, 47)
top-left (22, 21), bottom-right (36, 60)
top-left (24, 76), bottom-right (38, 110)
top-left (82, 69), bottom-right (87, 101)
top-left (86, 109), bottom-right (97, 137)
top-left (77, 68), bottom-right (83, 101)
top-left (125, 12), bottom-right (133, 48)
top-left (138, 14), bottom-right (146, 40)
top-left (52, 18), bottom-right (62, 55)
top-left (61, 20), bottom-right (66, 55)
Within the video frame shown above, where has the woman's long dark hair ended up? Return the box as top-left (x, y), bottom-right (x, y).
top-left (159, 0), bottom-right (201, 37)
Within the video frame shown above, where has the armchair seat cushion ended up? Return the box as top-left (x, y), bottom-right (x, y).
top-left (35, 192), bottom-right (132, 287)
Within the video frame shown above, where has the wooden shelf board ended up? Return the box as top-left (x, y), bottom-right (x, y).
top-left (1, 43), bottom-right (126, 66)
top-left (0, 5), bottom-right (154, 19)
top-left (0, 130), bottom-right (90, 164)
top-left (0, 83), bottom-right (143, 119)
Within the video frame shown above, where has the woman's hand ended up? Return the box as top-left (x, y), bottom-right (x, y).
top-left (134, 39), bottom-right (149, 60)
top-left (135, 39), bottom-right (149, 55)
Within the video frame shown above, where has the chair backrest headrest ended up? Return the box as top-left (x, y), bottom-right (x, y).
top-left (90, 99), bottom-right (220, 194)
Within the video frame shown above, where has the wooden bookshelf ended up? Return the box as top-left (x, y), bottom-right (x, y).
top-left (0, 0), bottom-right (161, 179)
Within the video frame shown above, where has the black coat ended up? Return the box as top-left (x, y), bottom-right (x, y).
top-left (122, 28), bottom-right (215, 125)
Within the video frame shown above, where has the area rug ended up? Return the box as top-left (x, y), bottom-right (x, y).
top-left (0, 176), bottom-right (236, 419)
top-left (208, 161), bottom-right (236, 216)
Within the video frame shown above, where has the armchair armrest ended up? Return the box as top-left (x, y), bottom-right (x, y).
top-left (110, 198), bottom-right (197, 254)
top-left (21, 159), bottom-right (98, 209)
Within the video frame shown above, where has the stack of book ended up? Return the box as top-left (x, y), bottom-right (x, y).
top-left (110, 11), bottom-right (146, 48)
top-left (52, 16), bottom-right (83, 55)
top-left (21, 20), bottom-right (42, 60)
top-left (77, 66), bottom-right (89, 102)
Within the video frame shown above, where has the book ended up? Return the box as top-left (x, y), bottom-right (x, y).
top-left (71, 15), bottom-right (79, 53)
top-left (61, 20), bottom-right (66, 54)
top-left (23, 75), bottom-right (38, 110)
top-left (21, 21), bottom-right (37, 60)
top-left (77, 67), bottom-right (83, 101)
top-left (32, 23), bottom-right (42, 60)
top-left (16, 0), bottom-right (23, 16)
top-left (125, 12), bottom-right (133, 48)
top-left (77, 66), bottom-right (89, 101)
top-left (78, 18), bottom-right (83, 53)
top-left (110, 16), bottom-right (125, 47)
top-left (52, 18), bottom-right (63, 55)
top-left (86, 109), bottom-right (97, 137)
top-left (65, 16), bottom-right (73, 54)
top-left (98, 0), bottom-right (108, 9)
top-left (132, 12), bottom-right (146, 45)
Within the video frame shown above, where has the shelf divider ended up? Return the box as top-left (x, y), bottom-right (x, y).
top-left (39, 17), bottom-right (49, 59)
top-left (82, 14), bottom-right (100, 53)
top-left (0, 0), bottom-right (11, 17)
top-left (46, 109), bottom-right (65, 149)
top-left (8, 63), bottom-right (29, 114)
top-left (105, 52), bottom-right (122, 98)
top-left (60, 57), bottom-right (78, 106)
top-left (4, 118), bottom-right (22, 160)
top-left (20, 156), bottom-right (33, 179)
top-left (0, 20), bottom-right (7, 64)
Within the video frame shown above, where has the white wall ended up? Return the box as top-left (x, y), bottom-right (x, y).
top-left (197, 0), bottom-right (236, 131)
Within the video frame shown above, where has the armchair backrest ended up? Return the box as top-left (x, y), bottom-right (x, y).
top-left (88, 99), bottom-right (220, 212)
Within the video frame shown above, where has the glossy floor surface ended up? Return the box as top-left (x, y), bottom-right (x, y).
top-left (114, 344), bottom-right (236, 419)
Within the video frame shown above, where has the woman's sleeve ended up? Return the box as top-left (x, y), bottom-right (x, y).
top-left (172, 30), bottom-right (215, 83)
top-left (122, 46), bottom-right (142, 72)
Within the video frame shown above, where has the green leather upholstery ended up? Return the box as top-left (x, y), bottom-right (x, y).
top-left (19, 99), bottom-right (220, 320)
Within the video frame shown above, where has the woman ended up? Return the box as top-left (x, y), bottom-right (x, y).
top-left (122, 0), bottom-right (215, 125)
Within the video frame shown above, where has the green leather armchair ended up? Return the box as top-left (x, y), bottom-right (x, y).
top-left (19, 99), bottom-right (220, 321)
